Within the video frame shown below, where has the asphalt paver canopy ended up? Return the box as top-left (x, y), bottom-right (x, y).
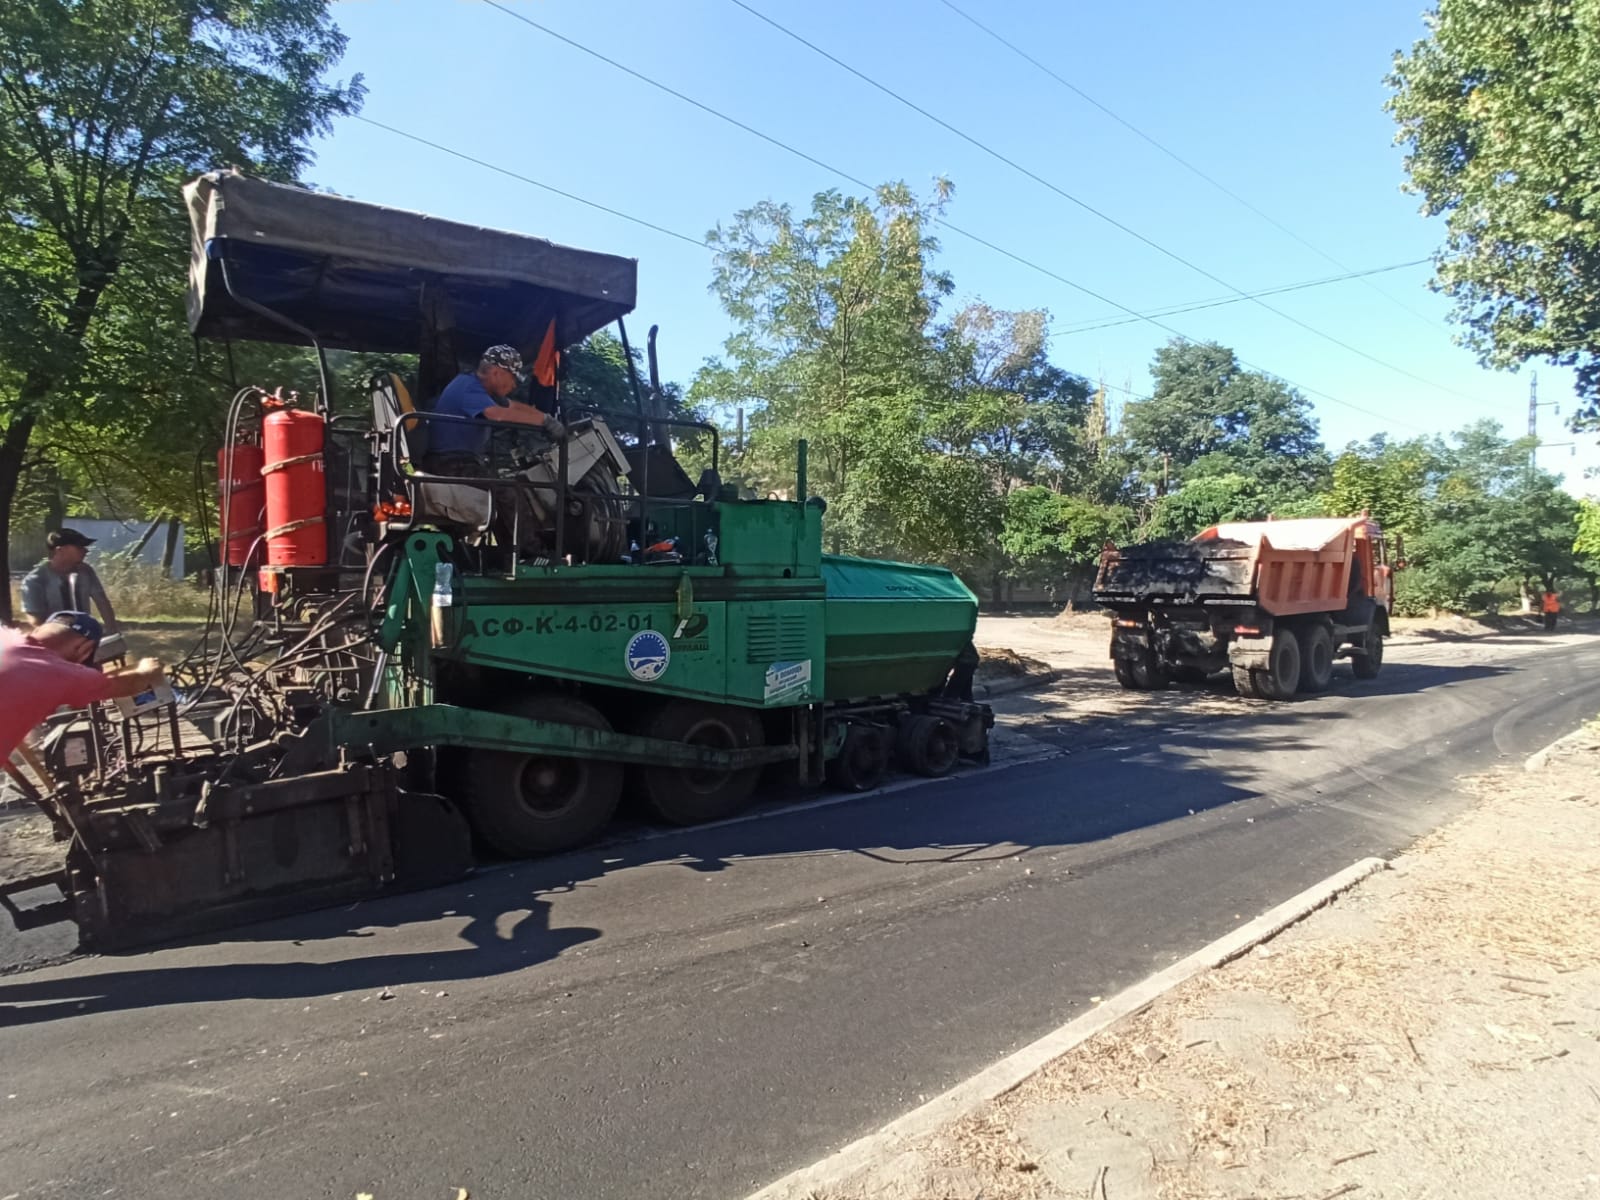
top-left (184, 170), bottom-right (638, 355)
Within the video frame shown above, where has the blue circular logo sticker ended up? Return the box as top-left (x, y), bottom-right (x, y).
top-left (625, 629), bottom-right (671, 682)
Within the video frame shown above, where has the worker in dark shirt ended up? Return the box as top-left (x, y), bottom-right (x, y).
top-left (421, 345), bottom-right (564, 476)
top-left (419, 345), bottom-right (566, 555)
top-left (20, 529), bottom-right (120, 633)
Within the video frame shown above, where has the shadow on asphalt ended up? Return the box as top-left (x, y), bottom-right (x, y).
top-left (0, 662), bottom-right (1512, 1026)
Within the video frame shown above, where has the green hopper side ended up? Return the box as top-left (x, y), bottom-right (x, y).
top-left (821, 555), bottom-right (979, 701)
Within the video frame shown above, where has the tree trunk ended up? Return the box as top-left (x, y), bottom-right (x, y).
top-left (0, 414), bottom-right (41, 624)
top-left (160, 516), bottom-right (181, 577)
top-left (0, 275), bottom-right (113, 623)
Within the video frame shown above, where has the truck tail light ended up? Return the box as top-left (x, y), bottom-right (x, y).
top-left (1234, 624), bottom-right (1261, 636)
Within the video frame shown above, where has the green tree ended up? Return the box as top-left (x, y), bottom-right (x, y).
top-left (1323, 435), bottom-right (1439, 542)
top-left (999, 486), bottom-right (1130, 603)
top-left (1141, 473), bottom-right (1271, 540)
top-left (1396, 421), bottom-right (1577, 612)
top-left (1573, 498), bottom-right (1600, 610)
top-left (691, 182), bottom-right (959, 561)
top-left (1121, 340), bottom-right (1328, 502)
top-left (1388, 0), bottom-right (1600, 415)
top-left (0, 0), bottom-right (362, 617)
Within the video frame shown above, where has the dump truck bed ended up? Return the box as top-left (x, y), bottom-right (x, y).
top-left (1095, 517), bottom-right (1365, 617)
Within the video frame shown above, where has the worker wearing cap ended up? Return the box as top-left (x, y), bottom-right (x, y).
top-left (20, 529), bottom-right (119, 633)
top-left (421, 344), bottom-right (565, 477)
top-left (420, 345), bottom-right (566, 553)
top-left (0, 613), bottom-right (164, 762)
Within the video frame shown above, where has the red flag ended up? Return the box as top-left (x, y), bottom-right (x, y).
top-left (533, 320), bottom-right (559, 388)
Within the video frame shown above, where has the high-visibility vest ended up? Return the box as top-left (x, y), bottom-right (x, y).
top-left (1542, 592), bottom-right (1561, 613)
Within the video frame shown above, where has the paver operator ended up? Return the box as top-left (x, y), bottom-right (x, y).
top-left (421, 344), bottom-right (565, 478)
top-left (0, 613), bottom-right (164, 762)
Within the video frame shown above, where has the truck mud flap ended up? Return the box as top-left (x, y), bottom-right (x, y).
top-left (1228, 635), bottom-right (1273, 672)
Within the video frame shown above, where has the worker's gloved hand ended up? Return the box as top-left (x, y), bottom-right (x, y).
top-left (542, 416), bottom-right (567, 441)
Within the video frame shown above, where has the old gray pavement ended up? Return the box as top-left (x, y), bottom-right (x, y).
top-left (3, 629), bottom-right (1598, 1199)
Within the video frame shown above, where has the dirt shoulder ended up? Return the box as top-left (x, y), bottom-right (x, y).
top-left (817, 729), bottom-right (1600, 1200)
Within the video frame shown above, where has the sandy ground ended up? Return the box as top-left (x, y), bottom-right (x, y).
top-left (815, 728), bottom-right (1600, 1200)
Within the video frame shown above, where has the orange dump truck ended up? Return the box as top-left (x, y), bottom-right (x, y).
top-left (1091, 515), bottom-right (1396, 699)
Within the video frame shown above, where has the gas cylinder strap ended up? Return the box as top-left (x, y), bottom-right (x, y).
top-left (264, 515), bottom-right (325, 540)
top-left (260, 453), bottom-right (322, 475)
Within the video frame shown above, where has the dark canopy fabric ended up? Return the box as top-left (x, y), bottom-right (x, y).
top-left (184, 171), bottom-right (638, 358)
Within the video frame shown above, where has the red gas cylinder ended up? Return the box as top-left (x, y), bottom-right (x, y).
top-left (217, 440), bottom-right (265, 567)
top-left (261, 406), bottom-right (328, 566)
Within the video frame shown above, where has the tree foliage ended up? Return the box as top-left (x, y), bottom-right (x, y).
top-left (1121, 340), bottom-right (1328, 502)
top-left (1388, 0), bottom-right (1600, 414)
top-left (0, 0), bottom-right (363, 617)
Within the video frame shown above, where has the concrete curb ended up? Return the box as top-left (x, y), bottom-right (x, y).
top-left (974, 669), bottom-right (1063, 701)
top-left (1523, 725), bottom-right (1596, 772)
top-left (746, 855), bottom-right (1388, 1200)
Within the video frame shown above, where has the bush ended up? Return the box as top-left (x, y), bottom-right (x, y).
top-left (92, 559), bottom-right (210, 619)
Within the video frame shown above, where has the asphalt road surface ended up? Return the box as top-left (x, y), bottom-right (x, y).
top-left (3, 632), bottom-right (1598, 1199)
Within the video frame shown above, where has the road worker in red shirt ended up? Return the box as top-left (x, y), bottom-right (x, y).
top-left (0, 613), bottom-right (165, 762)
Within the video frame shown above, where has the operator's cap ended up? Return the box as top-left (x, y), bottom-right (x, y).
top-left (44, 611), bottom-right (104, 647)
top-left (479, 345), bottom-right (524, 374)
top-left (47, 527), bottom-right (95, 549)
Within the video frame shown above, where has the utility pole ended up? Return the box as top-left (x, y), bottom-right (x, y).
top-left (1528, 371), bottom-right (1560, 474)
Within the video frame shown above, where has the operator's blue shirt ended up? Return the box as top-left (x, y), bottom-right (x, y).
top-left (429, 372), bottom-right (500, 456)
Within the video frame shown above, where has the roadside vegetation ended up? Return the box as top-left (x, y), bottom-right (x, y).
top-left (2, 1), bottom-right (1596, 621)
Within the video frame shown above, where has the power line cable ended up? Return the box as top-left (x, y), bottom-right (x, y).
top-left (724, 0), bottom-right (1497, 415)
top-left (353, 115), bottom-right (710, 249)
top-left (1050, 260), bottom-right (1430, 337)
top-left (468, 1), bottom-right (1437, 433)
top-left (933, 0), bottom-right (1448, 334)
top-left (359, 111), bottom-right (1433, 371)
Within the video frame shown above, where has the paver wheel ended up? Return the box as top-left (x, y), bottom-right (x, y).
top-left (462, 693), bottom-right (622, 856)
top-left (1296, 624), bottom-right (1335, 693)
top-left (638, 700), bottom-right (764, 825)
top-left (1351, 622), bottom-right (1384, 679)
top-left (827, 722), bottom-right (891, 792)
top-left (896, 714), bottom-right (961, 778)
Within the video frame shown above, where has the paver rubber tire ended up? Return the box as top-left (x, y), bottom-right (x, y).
top-left (1351, 622), bottom-right (1384, 679)
top-left (1296, 624), bottom-right (1335, 693)
top-left (639, 700), bottom-right (764, 825)
top-left (826, 722), bottom-right (891, 792)
top-left (462, 693), bottom-right (622, 856)
top-left (1171, 665), bottom-right (1210, 684)
top-left (1261, 630), bottom-right (1302, 700)
top-left (896, 714), bottom-right (961, 778)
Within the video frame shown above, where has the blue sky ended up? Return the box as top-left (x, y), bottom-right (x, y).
top-left (311, 0), bottom-right (1594, 491)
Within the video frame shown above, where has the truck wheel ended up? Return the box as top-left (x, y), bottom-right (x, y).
top-left (1351, 623), bottom-right (1384, 679)
top-left (1296, 624), bottom-right (1335, 693)
top-left (639, 700), bottom-right (764, 825)
top-left (827, 722), bottom-right (890, 792)
top-left (462, 693), bottom-right (623, 856)
top-left (896, 714), bottom-right (960, 778)
top-left (1231, 665), bottom-right (1265, 699)
top-left (1261, 630), bottom-right (1301, 700)
top-left (1114, 654), bottom-right (1169, 691)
